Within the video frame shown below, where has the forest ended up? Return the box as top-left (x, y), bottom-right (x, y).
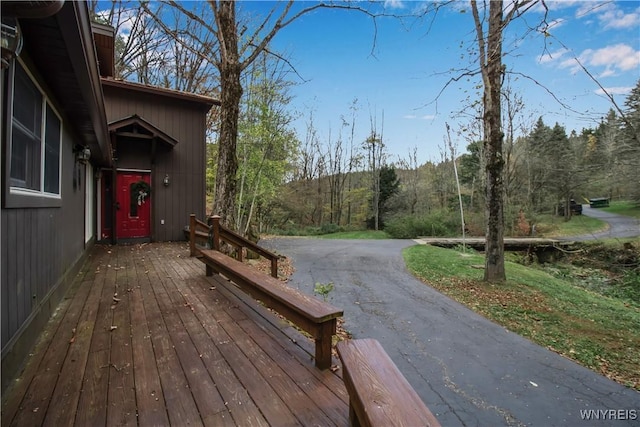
top-left (93, 1), bottom-right (640, 240)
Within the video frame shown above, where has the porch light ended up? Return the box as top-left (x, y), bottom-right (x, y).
top-left (163, 174), bottom-right (170, 187)
top-left (1, 17), bottom-right (23, 69)
top-left (76, 146), bottom-right (91, 164)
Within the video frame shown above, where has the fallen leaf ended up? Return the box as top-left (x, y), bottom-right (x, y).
top-left (110, 326), bottom-right (118, 331)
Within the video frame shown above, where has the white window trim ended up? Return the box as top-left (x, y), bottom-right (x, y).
top-left (9, 60), bottom-right (63, 200)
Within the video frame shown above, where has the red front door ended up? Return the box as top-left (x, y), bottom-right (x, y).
top-left (116, 172), bottom-right (151, 239)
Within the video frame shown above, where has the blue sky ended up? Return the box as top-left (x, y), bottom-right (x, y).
top-left (106, 1), bottom-right (639, 165)
top-left (239, 1), bottom-right (640, 165)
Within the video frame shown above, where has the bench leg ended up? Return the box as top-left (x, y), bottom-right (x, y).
top-left (315, 320), bottom-right (336, 370)
top-left (349, 404), bottom-right (362, 427)
top-left (206, 264), bottom-right (213, 277)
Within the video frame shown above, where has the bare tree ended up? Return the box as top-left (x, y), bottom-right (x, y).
top-left (142, 1), bottom-right (381, 228)
top-left (470, 0), bottom-right (538, 282)
top-left (364, 111), bottom-right (386, 230)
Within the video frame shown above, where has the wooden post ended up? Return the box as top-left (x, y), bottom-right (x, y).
top-left (189, 214), bottom-right (196, 257)
top-left (270, 258), bottom-right (278, 279)
top-left (210, 215), bottom-right (221, 251)
top-left (237, 244), bottom-right (244, 262)
top-left (315, 319), bottom-right (336, 370)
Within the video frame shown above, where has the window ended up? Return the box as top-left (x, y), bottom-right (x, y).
top-left (9, 61), bottom-right (62, 197)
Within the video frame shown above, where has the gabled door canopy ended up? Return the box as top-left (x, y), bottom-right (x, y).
top-left (108, 114), bottom-right (178, 148)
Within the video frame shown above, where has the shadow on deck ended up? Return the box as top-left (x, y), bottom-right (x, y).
top-left (1, 242), bottom-right (348, 426)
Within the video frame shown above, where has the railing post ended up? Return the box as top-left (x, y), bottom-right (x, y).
top-left (237, 244), bottom-right (244, 262)
top-left (210, 215), bottom-right (221, 251)
top-left (189, 214), bottom-right (196, 257)
top-left (270, 258), bottom-right (278, 278)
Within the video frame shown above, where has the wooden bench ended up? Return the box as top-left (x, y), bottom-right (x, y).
top-left (198, 249), bottom-right (343, 370)
top-left (336, 339), bottom-right (441, 427)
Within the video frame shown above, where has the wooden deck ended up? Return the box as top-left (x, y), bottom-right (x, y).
top-left (1, 242), bottom-right (348, 426)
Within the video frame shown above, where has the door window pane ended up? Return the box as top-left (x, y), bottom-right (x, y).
top-left (130, 183), bottom-right (139, 217)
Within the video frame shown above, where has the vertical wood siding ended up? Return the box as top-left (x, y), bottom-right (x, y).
top-left (1, 125), bottom-right (87, 357)
top-left (103, 85), bottom-right (209, 242)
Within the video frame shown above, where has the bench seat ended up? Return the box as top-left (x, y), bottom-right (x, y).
top-left (198, 249), bottom-right (343, 369)
top-left (337, 339), bottom-right (441, 427)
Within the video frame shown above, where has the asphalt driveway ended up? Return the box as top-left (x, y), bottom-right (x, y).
top-left (260, 237), bottom-right (639, 426)
top-left (570, 205), bottom-right (640, 240)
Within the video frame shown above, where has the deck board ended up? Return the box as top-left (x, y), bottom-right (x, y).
top-left (1, 242), bottom-right (348, 426)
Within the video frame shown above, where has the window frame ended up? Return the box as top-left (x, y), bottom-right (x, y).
top-left (3, 59), bottom-right (64, 208)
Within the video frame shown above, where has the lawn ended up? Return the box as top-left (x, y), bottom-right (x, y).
top-left (603, 200), bottom-right (640, 218)
top-left (538, 213), bottom-right (607, 237)
top-left (403, 243), bottom-right (640, 390)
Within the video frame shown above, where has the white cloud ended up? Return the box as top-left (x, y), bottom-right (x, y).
top-left (546, 18), bottom-right (567, 30)
top-left (598, 68), bottom-right (616, 78)
top-left (597, 5), bottom-right (640, 29)
top-left (581, 43), bottom-right (640, 73)
top-left (595, 86), bottom-right (633, 96)
top-left (537, 47), bottom-right (571, 64)
top-left (572, 2), bottom-right (640, 29)
top-left (403, 114), bottom-right (437, 120)
top-left (546, 44), bottom-right (640, 76)
top-left (384, 0), bottom-right (405, 9)
top-left (575, 1), bottom-right (612, 18)
top-left (558, 57), bottom-right (581, 74)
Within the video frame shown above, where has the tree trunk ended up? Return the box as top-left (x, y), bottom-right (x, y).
top-left (472, 0), bottom-right (506, 282)
top-left (483, 1), bottom-right (506, 281)
top-left (213, 1), bottom-right (241, 228)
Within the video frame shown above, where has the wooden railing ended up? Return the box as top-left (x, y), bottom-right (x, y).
top-left (189, 214), bottom-right (279, 278)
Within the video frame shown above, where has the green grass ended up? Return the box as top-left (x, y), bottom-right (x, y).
top-left (316, 230), bottom-right (389, 239)
top-left (603, 200), bottom-right (640, 218)
top-left (540, 200), bottom-right (640, 237)
top-left (404, 244), bottom-right (640, 390)
top-left (536, 213), bottom-right (607, 238)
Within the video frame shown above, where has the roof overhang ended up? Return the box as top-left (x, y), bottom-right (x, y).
top-left (11, 1), bottom-right (112, 166)
top-left (101, 78), bottom-right (219, 110)
top-left (108, 114), bottom-right (179, 148)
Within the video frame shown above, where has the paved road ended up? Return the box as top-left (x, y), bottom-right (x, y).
top-left (260, 236), bottom-right (640, 426)
top-left (569, 205), bottom-right (640, 240)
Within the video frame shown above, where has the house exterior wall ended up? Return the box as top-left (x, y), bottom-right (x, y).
top-left (103, 83), bottom-right (210, 241)
top-left (0, 1), bottom-right (110, 394)
top-left (1, 60), bottom-right (93, 388)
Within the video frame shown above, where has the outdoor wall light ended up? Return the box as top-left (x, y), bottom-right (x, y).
top-left (163, 174), bottom-right (170, 187)
top-left (1, 17), bottom-right (23, 69)
top-left (76, 146), bottom-right (91, 164)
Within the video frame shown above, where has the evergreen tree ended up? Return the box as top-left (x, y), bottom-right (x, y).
top-left (367, 165), bottom-right (399, 229)
top-left (619, 80), bottom-right (640, 201)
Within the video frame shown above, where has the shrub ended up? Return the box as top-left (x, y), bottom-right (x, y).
top-left (320, 223), bottom-right (342, 235)
top-left (385, 211), bottom-right (461, 239)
